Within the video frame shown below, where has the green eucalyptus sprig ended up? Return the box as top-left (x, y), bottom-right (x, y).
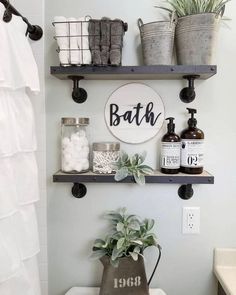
top-left (91, 208), bottom-right (159, 267)
top-left (156, 0), bottom-right (230, 17)
top-left (113, 151), bottom-right (153, 185)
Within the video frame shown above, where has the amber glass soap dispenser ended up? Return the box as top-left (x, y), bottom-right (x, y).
top-left (180, 108), bottom-right (204, 174)
top-left (161, 117), bottom-right (181, 174)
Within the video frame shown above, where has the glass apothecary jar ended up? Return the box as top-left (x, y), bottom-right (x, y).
top-left (92, 142), bottom-right (120, 174)
top-left (61, 117), bottom-right (90, 173)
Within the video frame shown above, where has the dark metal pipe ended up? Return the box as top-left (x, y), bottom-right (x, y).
top-left (0, 0), bottom-right (43, 40)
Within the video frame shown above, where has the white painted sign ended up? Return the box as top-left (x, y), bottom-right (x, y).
top-left (105, 83), bottom-right (165, 144)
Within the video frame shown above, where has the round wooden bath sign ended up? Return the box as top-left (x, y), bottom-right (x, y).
top-left (105, 83), bottom-right (165, 144)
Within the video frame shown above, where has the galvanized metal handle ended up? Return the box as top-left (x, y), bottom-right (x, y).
top-left (138, 18), bottom-right (144, 29)
top-left (170, 11), bottom-right (177, 26)
top-left (148, 244), bottom-right (162, 285)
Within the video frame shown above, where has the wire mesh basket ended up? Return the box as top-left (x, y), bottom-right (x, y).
top-left (53, 17), bottom-right (128, 66)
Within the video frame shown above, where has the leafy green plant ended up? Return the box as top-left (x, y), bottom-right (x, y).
top-left (91, 208), bottom-right (159, 267)
top-left (113, 151), bottom-right (153, 185)
top-left (156, 0), bottom-right (230, 17)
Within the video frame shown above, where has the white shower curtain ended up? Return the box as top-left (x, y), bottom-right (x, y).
top-left (0, 3), bottom-right (41, 295)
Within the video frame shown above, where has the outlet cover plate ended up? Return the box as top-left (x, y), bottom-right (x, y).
top-left (182, 207), bottom-right (200, 234)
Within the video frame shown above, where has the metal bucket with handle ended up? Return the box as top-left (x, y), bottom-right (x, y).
top-left (99, 245), bottom-right (162, 295)
top-left (138, 14), bottom-right (176, 65)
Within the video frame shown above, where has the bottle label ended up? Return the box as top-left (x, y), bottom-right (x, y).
top-left (181, 139), bottom-right (204, 168)
top-left (161, 142), bottom-right (181, 169)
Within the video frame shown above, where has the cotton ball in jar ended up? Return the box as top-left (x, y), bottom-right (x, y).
top-left (79, 130), bottom-right (86, 137)
top-left (62, 137), bottom-right (71, 148)
top-left (82, 159), bottom-right (89, 171)
top-left (74, 163), bottom-right (83, 173)
top-left (79, 136), bottom-right (89, 147)
top-left (62, 161), bottom-right (73, 172)
top-left (63, 153), bottom-right (73, 162)
top-left (82, 146), bottom-right (89, 155)
top-left (71, 133), bottom-right (81, 143)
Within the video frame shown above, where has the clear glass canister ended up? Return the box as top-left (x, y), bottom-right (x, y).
top-left (61, 117), bottom-right (90, 173)
top-left (92, 142), bottom-right (120, 174)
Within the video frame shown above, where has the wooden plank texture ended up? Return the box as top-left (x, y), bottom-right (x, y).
top-left (50, 65), bottom-right (217, 80)
top-left (53, 170), bottom-right (214, 184)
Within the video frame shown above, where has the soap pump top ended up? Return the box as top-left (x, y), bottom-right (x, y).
top-left (162, 117), bottom-right (180, 142)
top-left (166, 117), bottom-right (175, 133)
top-left (187, 108), bottom-right (197, 128)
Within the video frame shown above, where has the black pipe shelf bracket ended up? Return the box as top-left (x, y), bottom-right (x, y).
top-left (50, 65), bottom-right (217, 104)
top-left (68, 76), bottom-right (87, 103)
top-left (180, 75), bottom-right (200, 103)
top-left (53, 170), bottom-right (214, 199)
top-left (178, 184), bottom-right (194, 200)
top-left (71, 183), bottom-right (87, 198)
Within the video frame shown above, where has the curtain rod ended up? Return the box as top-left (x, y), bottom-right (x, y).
top-left (0, 0), bottom-right (43, 41)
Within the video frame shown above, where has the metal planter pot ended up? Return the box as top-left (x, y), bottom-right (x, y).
top-left (138, 15), bottom-right (176, 65)
top-left (175, 13), bottom-right (221, 65)
top-left (99, 256), bottom-right (149, 295)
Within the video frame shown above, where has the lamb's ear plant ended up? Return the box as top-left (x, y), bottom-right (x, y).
top-left (113, 151), bottom-right (153, 185)
top-left (91, 208), bottom-right (159, 268)
top-left (156, 0), bottom-right (230, 17)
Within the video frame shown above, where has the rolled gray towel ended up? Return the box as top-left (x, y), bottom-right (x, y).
top-left (110, 19), bottom-right (125, 66)
top-left (101, 17), bottom-right (111, 65)
top-left (88, 19), bottom-right (101, 65)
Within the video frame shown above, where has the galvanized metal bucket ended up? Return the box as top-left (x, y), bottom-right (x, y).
top-left (99, 246), bottom-right (162, 295)
top-left (138, 14), bottom-right (176, 65)
top-left (175, 13), bottom-right (221, 65)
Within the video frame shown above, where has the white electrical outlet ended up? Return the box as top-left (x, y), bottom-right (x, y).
top-left (182, 207), bottom-right (200, 234)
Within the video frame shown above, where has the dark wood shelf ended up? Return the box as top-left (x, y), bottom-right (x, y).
top-left (53, 170), bottom-right (214, 185)
top-left (50, 65), bottom-right (217, 80)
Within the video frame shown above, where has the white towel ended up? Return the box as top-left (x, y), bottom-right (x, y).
top-left (77, 16), bottom-right (92, 65)
top-left (68, 17), bottom-right (80, 65)
top-left (54, 16), bottom-right (69, 66)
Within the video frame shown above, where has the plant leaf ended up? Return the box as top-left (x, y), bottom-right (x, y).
top-left (138, 165), bottom-right (154, 175)
top-left (133, 173), bottom-right (145, 186)
top-left (117, 237), bottom-right (125, 249)
top-left (134, 246), bottom-right (141, 253)
top-left (129, 251), bottom-right (139, 261)
top-left (93, 239), bottom-right (106, 248)
top-left (111, 245), bottom-right (123, 261)
top-left (129, 221), bottom-right (141, 231)
top-left (116, 222), bottom-right (125, 232)
top-left (110, 257), bottom-right (119, 268)
top-left (114, 167), bottom-right (129, 182)
top-left (130, 239), bottom-right (143, 246)
top-left (146, 219), bottom-right (155, 231)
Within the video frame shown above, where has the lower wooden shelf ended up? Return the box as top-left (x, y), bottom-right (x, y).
top-left (53, 170), bottom-right (214, 200)
top-left (53, 170), bottom-right (214, 184)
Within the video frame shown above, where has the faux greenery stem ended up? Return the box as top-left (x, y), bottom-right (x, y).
top-left (156, 0), bottom-right (230, 17)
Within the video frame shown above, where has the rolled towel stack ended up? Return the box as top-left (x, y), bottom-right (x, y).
top-left (88, 18), bottom-right (127, 66)
top-left (68, 17), bottom-right (80, 65)
top-left (88, 20), bottom-right (101, 65)
top-left (100, 17), bottom-right (111, 65)
top-left (61, 130), bottom-right (90, 173)
top-left (53, 16), bottom-right (127, 66)
top-left (53, 16), bottom-right (69, 66)
top-left (110, 19), bottom-right (125, 66)
top-left (54, 16), bottom-right (92, 66)
top-left (77, 16), bottom-right (92, 65)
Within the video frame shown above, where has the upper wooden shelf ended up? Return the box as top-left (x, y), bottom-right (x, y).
top-left (50, 65), bottom-right (217, 80)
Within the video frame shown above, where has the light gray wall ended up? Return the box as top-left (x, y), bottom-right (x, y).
top-left (45, 1), bottom-right (236, 295)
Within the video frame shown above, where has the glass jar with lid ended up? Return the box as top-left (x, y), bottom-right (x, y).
top-left (61, 117), bottom-right (90, 173)
top-left (92, 142), bottom-right (120, 174)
